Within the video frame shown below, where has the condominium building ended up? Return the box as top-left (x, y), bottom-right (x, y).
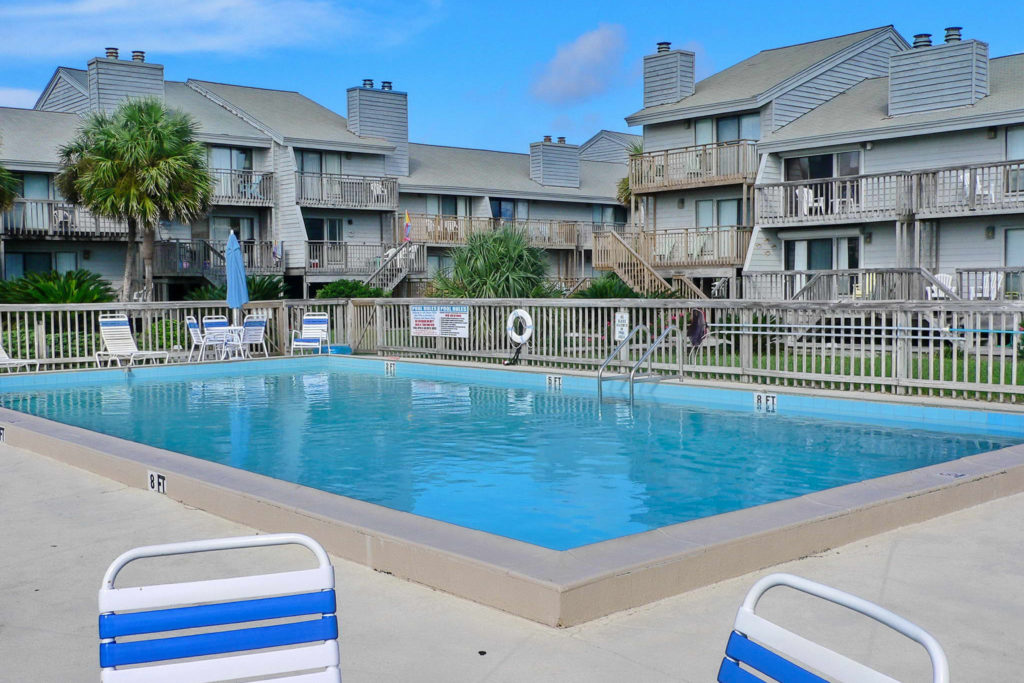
top-left (0, 49), bottom-right (630, 297)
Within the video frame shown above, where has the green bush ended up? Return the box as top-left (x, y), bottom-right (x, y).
top-left (572, 273), bottom-right (641, 299)
top-left (183, 275), bottom-right (286, 302)
top-left (431, 227), bottom-right (557, 298)
top-left (0, 269), bottom-right (114, 303)
top-left (147, 319), bottom-right (186, 350)
top-left (316, 279), bottom-right (390, 299)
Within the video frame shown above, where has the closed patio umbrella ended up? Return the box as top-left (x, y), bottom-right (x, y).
top-left (225, 231), bottom-right (249, 325)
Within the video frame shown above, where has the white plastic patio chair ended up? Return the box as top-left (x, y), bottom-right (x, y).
top-left (96, 314), bottom-right (170, 367)
top-left (185, 315), bottom-right (226, 362)
top-left (292, 311), bottom-right (330, 355)
top-left (718, 573), bottom-right (949, 683)
top-left (98, 533), bottom-right (341, 682)
top-left (926, 273), bottom-right (956, 300)
top-left (225, 314), bottom-right (269, 359)
top-left (0, 342), bottom-right (38, 372)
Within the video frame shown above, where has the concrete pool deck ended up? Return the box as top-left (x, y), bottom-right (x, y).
top-left (2, 444), bottom-right (1022, 681)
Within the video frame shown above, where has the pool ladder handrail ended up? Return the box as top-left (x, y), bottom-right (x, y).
top-left (597, 324), bottom-right (650, 401)
top-left (628, 325), bottom-right (685, 404)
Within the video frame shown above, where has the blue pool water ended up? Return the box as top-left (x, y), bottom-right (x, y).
top-left (1, 361), bottom-right (1019, 550)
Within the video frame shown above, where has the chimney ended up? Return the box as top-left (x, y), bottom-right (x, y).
top-left (889, 32), bottom-right (988, 115)
top-left (912, 33), bottom-right (932, 48)
top-left (530, 138), bottom-right (580, 188)
top-left (643, 42), bottom-right (695, 108)
top-left (347, 82), bottom-right (408, 176)
top-left (88, 48), bottom-right (164, 113)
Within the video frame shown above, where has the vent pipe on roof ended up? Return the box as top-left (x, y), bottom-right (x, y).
top-left (543, 135), bottom-right (552, 143)
top-left (912, 33), bottom-right (932, 48)
top-left (557, 136), bottom-right (566, 144)
top-left (362, 78), bottom-right (374, 88)
top-left (944, 27), bottom-right (963, 43)
top-left (105, 47), bottom-right (119, 59)
top-left (656, 41), bottom-right (671, 53)
top-left (131, 51), bottom-right (145, 63)
top-left (381, 81), bottom-right (392, 91)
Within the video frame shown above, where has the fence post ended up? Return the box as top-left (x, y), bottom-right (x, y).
top-left (895, 309), bottom-right (910, 394)
top-left (34, 315), bottom-right (46, 363)
top-left (375, 301), bottom-right (384, 355)
top-left (275, 301), bottom-right (289, 354)
top-left (344, 299), bottom-right (355, 347)
top-left (739, 308), bottom-right (753, 383)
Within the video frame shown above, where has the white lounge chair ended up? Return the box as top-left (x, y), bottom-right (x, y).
top-left (718, 573), bottom-right (948, 683)
top-left (225, 314), bottom-right (269, 359)
top-left (99, 533), bottom-right (341, 682)
top-left (0, 342), bottom-right (38, 372)
top-left (185, 315), bottom-right (226, 362)
top-left (292, 311), bottom-right (330, 354)
top-left (926, 273), bottom-right (956, 300)
top-left (96, 314), bottom-right (169, 367)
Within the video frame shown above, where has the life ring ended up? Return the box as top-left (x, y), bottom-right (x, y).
top-left (506, 309), bottom-right (534, 345)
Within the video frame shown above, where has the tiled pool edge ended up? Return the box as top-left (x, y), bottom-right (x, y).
top-left (4, 402), bottom-right (1024, 627)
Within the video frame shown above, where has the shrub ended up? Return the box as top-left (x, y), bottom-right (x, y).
top-left (431, 227), bottom-right (557, 298)
top-left (572, 272), bottom-right (641, 299)
top-left (147, 319), bottom-right (186, 350)
top-left (182, 275), bottom-right (286, 302)
top-left (316, 279), bottom-right (390, 299)
top-left (0, 269), bottom-right (114, 303)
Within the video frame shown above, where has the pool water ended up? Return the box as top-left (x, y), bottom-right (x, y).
top-left (2, 366), bottom-right (1019, 549)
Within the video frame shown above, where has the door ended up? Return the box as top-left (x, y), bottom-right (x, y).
top-left (1007, 229), bottom-right (1024, 297)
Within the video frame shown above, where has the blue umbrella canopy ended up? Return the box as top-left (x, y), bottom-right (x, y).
top-left (225, 232), bottom-right (250, 311)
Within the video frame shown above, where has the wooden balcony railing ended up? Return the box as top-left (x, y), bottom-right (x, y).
top-left (953, 267), bottom-right (1024, 301)
top-left (295, 173), bottom-right (398, 210)
top-left (755, 173), bottom-right (912, 226)
top-left (593, 227), bottom-right (749, 270)
top-left (915, 160), bottom-right (1024, 218)
top-left (740, 268), bottom-right (953, 301)
top-left (305, 241), bottom-right (426, 277)
top-left (209, 169), bottom-right (274, 206)
top-left (396, 213), bottom-right (617, 249)
top-left (0, 199), bottom-right (130, 239)
top-left (629, 140), bottom-right (758, 193)
top-left (153, 239), bottom-right (284, 282)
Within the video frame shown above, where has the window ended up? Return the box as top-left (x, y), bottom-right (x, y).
top-left (717, 199), bottom-right (740, 227)
top-left (695, 118), bottom-right (713, 145)
top-left (441, 196), bottom-right (457, 216)
top-left (783, 236), bottom-right (860, 271)
top-left (592, 205), bottom-right (626, 225)
top-left (716, 117), bottom-right (739, 143)
top-left (836, 151), bottom-right (860, 177)
top-left (696, 198), bottom-right (741, 227)
top-left (5, 252), bottom-right (53, 279)
top-left (490, 198), bottom-right (516, 220)
top-left (699, 113), bottom-right (761, 145)
top-left (785, 151), bottom-right (860, 181)
top-left (54, 252), bottom-right (77, 274)
top-left (695, 200), bottom-right (714, 228)
top-left (1008, 127), bottom-right (1024, 192)
top-left (209, 147), bottom-right (253, 171)
top-left (807, 239), bottom-right (833, 270)
top-left (211, 216), bottom-right (255, 241)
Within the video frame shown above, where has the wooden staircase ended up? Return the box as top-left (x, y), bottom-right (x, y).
top-left (364, 241), bottom-right (418, 291)
top-left (594, 231), bottom-right (707, 298)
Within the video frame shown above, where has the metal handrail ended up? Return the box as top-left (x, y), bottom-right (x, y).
top-left (628, 325), bottom-right (684, 404)
top-left (596, 323), bottom-right (650, 401)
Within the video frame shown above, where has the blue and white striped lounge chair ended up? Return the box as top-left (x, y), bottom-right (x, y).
top-left (96, 314), bottom-right (169, 367)
top-left (99, 533), bottom-right (341, 682)
top-left (292, 311), bottom-right (330, 355)
top-left (718, 573), bottom-right (949, 683)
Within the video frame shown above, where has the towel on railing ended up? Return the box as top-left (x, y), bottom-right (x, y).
top-left (272, 241), bottom-right (283, 261)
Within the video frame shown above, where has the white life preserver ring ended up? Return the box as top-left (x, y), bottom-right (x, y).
top-left (506, 309), bottom-right (533, 345)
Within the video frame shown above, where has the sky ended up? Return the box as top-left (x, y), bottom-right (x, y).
top-left (1, 0), bottom-right (1022, 154)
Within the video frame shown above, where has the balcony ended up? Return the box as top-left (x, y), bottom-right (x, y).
top-left (629, 140), bottom-right (758, 193)
top-left (755, 172), bottom-right (912, 227)
top-left (153, 239), bottom-right (284, 281)
top-left (295, 173), bottom-right (398, 210)
top-left (209, 169), bottom-right (274, 206)
top-left (1, 199), bottom-right (130, 239)
top-left (593, 226), bottom-right (750, 270)
top-left (397, 213), bottom-right (589, 249)
top-left (915, 160), bottom-right (1024, 218)
top-left (305, 241), bottom-right (426, 277)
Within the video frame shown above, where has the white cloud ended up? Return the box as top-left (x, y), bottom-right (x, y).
top-left (0, 87), bottom-right (41, 108)
top-left (531, 24), bottom-right (627, 105)
top-left (0, 0), bottom-right (440, 57)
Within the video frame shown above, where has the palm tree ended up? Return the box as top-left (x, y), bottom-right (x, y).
top-left (432, 226), bottom-right (555, 298)
top-left (617, 140), bottom-right (644, 207)
top-left (0, 164), bottom-right (17, 213)
top-left (56, 99), bottom-right (212, 300)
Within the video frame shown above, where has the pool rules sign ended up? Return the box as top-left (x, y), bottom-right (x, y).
top-left (410, 305), bottom-right (470, 338)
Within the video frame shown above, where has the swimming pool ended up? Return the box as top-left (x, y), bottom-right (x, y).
top-left (1, 358), bottom-right (1019, 550)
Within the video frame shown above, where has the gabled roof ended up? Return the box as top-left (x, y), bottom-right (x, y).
top-left (403, 143), bottom-right (621, 203)
top-left (626, 26), bottom-right (907, 125)
top-left (164, 82), bottom-right (272, 147)
top-left (32, 67), bottom-right (88, 110)
top-left (187, 80), bottom-right (394, 153)
top-left (758, 53), bottom-right (1024, 152)
top-left (0, 107), bottom-right (82, 170)
top-left (578, 130), bottom-right (641, 153)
